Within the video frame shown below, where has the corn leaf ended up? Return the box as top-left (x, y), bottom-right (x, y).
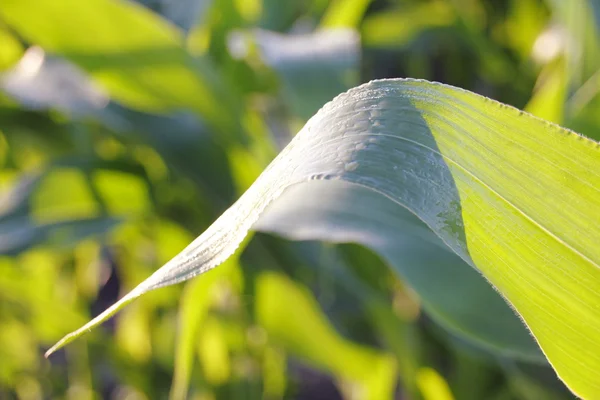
top-left (44, 79), bottom-right (600, 398)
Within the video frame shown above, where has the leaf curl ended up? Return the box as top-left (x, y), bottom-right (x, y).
top-left (45, 79), bottom-right (600, 399)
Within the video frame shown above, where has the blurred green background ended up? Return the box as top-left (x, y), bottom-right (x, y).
top-left (0, 0), bottom-right (599, 399)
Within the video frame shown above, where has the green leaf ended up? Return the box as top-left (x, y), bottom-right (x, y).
top-left (361, 2), bottom-right (455, 49)
top-left (0, 216), bottom-right (121, 256)
top-left (320, 0), bottom-right (373, 28)
top-left (255, 271), bottom-right (397, 400)
top-left (254, 180), bottom-right (544, 362)
top-left (45, 79), bottom-right (600, 398)
top-left (503, 360), bottom-right (575, 400)
top-left (544, 0), bottom-right (600, 88)
top-left (0, 23), bottom-right (23, 71)
top-left (170, 258), bottom-right (242, 400)
top-left (0, 47), bottom-right (239, 207)
top-left (0, 0), bottom-right (241, 138)
top-left (416, 367), bottom-right (455, 400)
top-left (0, 46), bottom-right (110, 118)
top-left (525, 58), bottom-right (567, 125)
top-left (0, 161), bottom-right (148, 255)
top-left (231, 28), bottom-right (360, 120)
top-left (134, 0), bottom-right (212, 33)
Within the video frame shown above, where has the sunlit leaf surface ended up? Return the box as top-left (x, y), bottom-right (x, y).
top-left (44, 78), bottom-right (600, 398)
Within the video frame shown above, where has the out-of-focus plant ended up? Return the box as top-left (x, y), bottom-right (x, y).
top-left (0, 0), bottom-right (598, 399)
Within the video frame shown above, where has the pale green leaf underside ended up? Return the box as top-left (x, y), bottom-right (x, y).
top-left (254, 179), bottom-right (545, 362)
top-left (45, 79), bottom-right (600, 398)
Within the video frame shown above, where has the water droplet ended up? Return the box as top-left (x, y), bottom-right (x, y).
top-left (370, 109), bottom-right (382, 118)
top-left (355, 142), bottom-right (367, 151)
top-left (352, 119), bottom-right (371, 132)
top-left (393, 165), bottom-right (398, 170)
top-left (344, 161), bottom-right (359, 172)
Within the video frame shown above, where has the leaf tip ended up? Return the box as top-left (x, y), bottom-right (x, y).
top-left (44, 337), bottom-right (69, 358)
top-left (44, 291), bottom-right (142, 358)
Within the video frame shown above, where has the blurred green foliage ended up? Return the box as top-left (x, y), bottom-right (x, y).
top-left (0, 0), bottom-right (598, 399)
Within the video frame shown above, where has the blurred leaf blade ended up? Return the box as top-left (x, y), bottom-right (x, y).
top-left (0, 24), bottom-right (23, 71)
top-left (361, 2), bottom-right (455, 49)
top-left (0, 166), bottom-right (131, 255)
top-left (320, 0), bottom-right (373, 28)
top-left (0, 216), bottom-right (121, 256)
top-left (255, 271), bottom-right (398, 400)
top-left (0, 0), bottom-right (240, 138)
top-left (170, 258), bottom-right (241, 400)
top-left (545, 0), bottom-right (600, 87)
top-left (525, 58), bottom-right (567, 124)
top-left (0, 46), bottom-right (111, 118)
top-left (416, 367), bottom-right (455, 400)
top-left (137, 0), bottom-right (213, 34)
top-left (232, 28), bottom-right (361, 120)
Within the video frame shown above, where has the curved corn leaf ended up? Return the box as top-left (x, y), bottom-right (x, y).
top-left (45, 79), bottom-right (600, 398)
top-left (254, 179), bottom-right (545, 362)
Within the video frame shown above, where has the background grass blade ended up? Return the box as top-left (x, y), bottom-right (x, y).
top-left (0, 0), bottom-right (241, 140)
